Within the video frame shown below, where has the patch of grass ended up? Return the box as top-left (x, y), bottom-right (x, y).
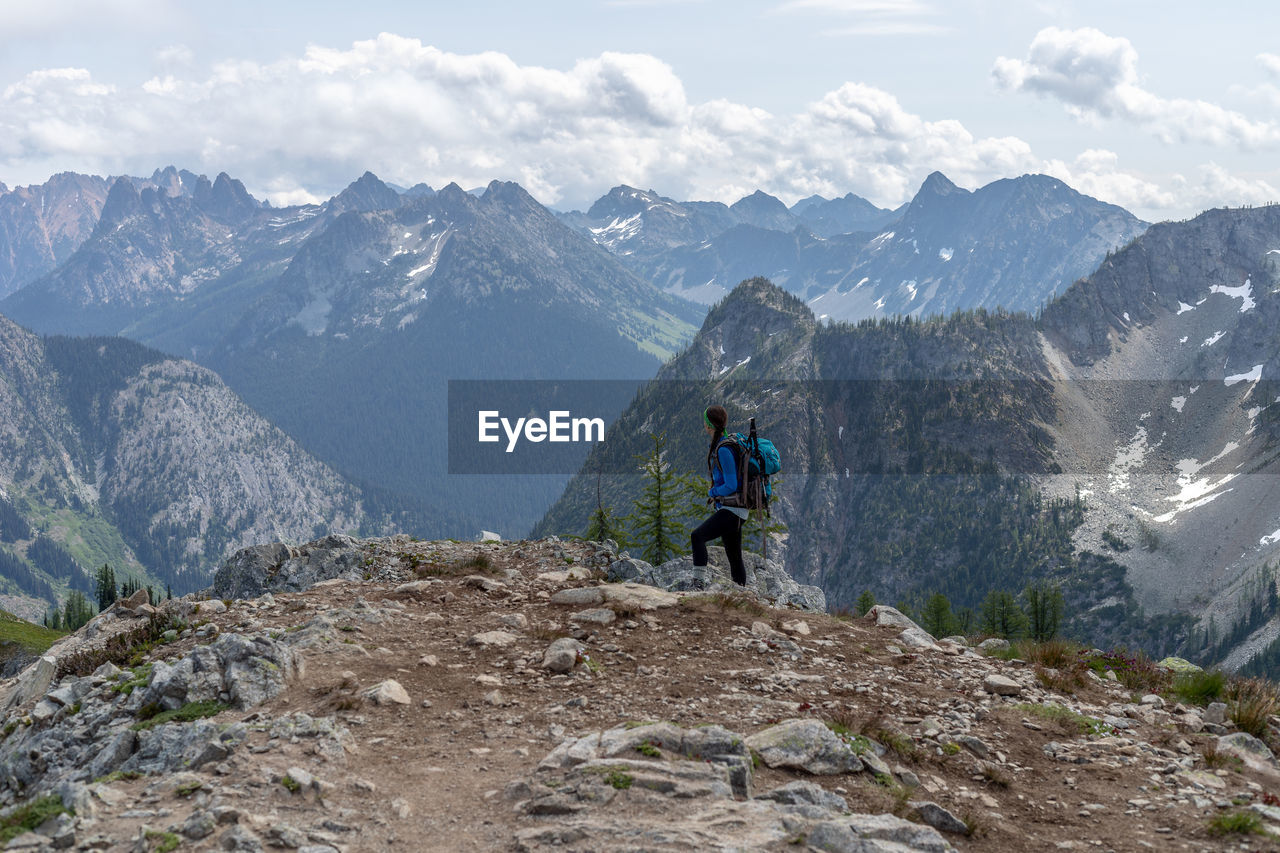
top-left (174, 780), bottom-right (203, 798)
top-left (0, 609), bottom-right (65, 655)
top-left (1227, 678), bottom-right (1280, 739)
top-left (679, 592), bottom-right (767, 617)
top-left (1202, 744), bottom-right (1245, 773)
top-left (604, 769), bottom-right (633, 790)
top-left (412, 551), bottom-right (499, 579)
top-left (111, 662), bottom-right (154, 697)
top-left (1022, 639), bottom-right (1084, 669)
top-left (281, 774), bottom-right (302, 794)
top-left (0, 794), bottom-right (71, 844)
top-left (979, 763), bottom-right (1012, 788)
top-left (635, 741), bottom-right (662, 758)
top-left (1013, 702), bottom-right (1111, 736)
top-left (144, 829), bottom-right (181, 852)
top-left (130, 701), bottom-right (229, 731)
top-left (1171, 670), bottom-right (1226, 706)
top-left (1207, 810), bottom-right (1267, 837)
top-left (941, 742), bottom-right (961, 756)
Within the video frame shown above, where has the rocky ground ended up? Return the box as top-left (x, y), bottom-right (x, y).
top-left (0, 535), bottom-right (1278, 851)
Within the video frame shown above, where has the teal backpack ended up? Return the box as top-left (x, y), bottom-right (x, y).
top-left (712, 418), bottom-right (781, 511)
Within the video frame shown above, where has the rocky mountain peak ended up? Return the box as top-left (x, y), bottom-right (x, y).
top-left (330, 171), bottom-right (402, 213)
top-left (585, 185), bottom-right (663, 221)
top-left (729, 190), bottom-right (795, 231)
top-left (915, 170), bottom-right (963, 199)
top-left (95, 177), bottom-right (144, 232)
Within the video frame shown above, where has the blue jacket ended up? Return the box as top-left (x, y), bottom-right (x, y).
top-left (708, 443), bottom-right (739, 508)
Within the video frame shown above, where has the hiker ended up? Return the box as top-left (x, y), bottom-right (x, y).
top-left (692, 405), bottom-right (749, 586)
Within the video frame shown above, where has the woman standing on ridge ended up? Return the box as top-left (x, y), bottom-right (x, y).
top-left (691, 405), bottom-right (749, 586)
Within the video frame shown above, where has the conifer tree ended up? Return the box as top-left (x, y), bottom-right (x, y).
top-left (61, 590), bottom-right (94, 630)
top-left (584, 470), bottom-right (625, 545)
top-left (1024, 580), bottom-right (1065, 642)
top-left (979, 590), bottom-right (1027, 639)
top-left (94, 564), bottom-right (118, 611)
top-left (855, 590), bottom-right (876, 617)
top-left (625, 433), bottom-right (697, 565)
top-left (920, 592), bottom-right (955, 638)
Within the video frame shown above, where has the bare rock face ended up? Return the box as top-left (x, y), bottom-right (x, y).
top-left (212, 535), bottom-right (366, 598)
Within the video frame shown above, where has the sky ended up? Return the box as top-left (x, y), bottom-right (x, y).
top-left (2, 0), bottom-right (1279, 221)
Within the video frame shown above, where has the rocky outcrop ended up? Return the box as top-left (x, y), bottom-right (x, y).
top-left (607, 546), bottom-right (826, 611)
top-left (515, 720), bottom-right (955, 851)
top-left (212, 534), bottom-right (368, 598)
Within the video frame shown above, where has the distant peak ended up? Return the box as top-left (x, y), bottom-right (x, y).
top-left (97, 177), bottom-right (143, 229)
top-left (916, 171), bottom-right (961, 197)
top-left (331, 171), bottom-right (401, 213)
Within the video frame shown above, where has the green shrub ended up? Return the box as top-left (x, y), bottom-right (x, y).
top-left (1170, 670), bottom-right (1226, 706)
top-left (130, 701), bottom-right (229, 731)
top-left (1207, 810), bottom-right (1266, 837)
top-left (0, 794), bottom-right (71, 844)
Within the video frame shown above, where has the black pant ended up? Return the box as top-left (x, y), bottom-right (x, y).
top-left (691, 509), bottom-right (746, 585)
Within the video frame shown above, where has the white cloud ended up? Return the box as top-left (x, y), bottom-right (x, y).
top-left (0, 31), bottom-right (1269, 222)
top-left (0, 34), bottom-right (1038, 209)
top-left (995, 27), bottom-right (1280, 149)
top-left (1258, 53), bottom-right (1280, 77)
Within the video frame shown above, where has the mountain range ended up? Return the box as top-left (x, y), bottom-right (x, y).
top-left (536, 200), bottom-right (1280, 672)
top-left (562, 172), bottom-right (1147, 323)
top-left (1, 169), bottom-right (704, 541)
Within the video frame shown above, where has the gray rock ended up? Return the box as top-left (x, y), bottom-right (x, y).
top-left (467, 631), bottom-right (518, 649)
top-left (978, 638), bottom-right (1011, 652)
top-left (955, 735), bottom-right (992, 761)
top-left (1217, 732), bottom-right (1279, 773)
top-left (569, 608), bottom-right (617, 626)
top-left (609, 548), bottom-right (826, 612)
top-left (549, 588), bottom-right (605, 607)
top-left (983, 673), bottom-right (1021, 696)
top-left (541, 638), bottom-right (583, 673)
top-left (1204, 702), bottom-right (1228, 726)
top-left (4, 655), bottom-right (56, 710)
top-left (866, 605), bottom-right (924, 632)
top-left (212, 535), bottom-right (366, 599)
top-left (745, 719), bottom-right (863, 775)
top-left (898, 627), bottom-right (941, 652)
top-left (362, 679), bottom-right (410, 706)
top-left (808, 813), bottom-right (955, 852)
top-left (120, 721), bottom-right (248, 776)
top-left (757, 780), bottom-right (848, 812)
top-left (913, 801), bottom-right (970, 834)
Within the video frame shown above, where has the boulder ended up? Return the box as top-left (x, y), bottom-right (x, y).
top-left (1156, 656), bottom-right (1203, 674)
top-left (745, 719), bottom-right (863, 775)
top-left (541, 638), bottom-right (583, 673)
top-left (912, 801), bottom-right (970, 835)
top-left (982, 674), bottom-right (1022, 696)
top-left (212, 535), bottom-right (366, 598)
top-left (363, 679), bottom-right (411, 706)
top-left (1217, 733), bottom-right (1280, 775)
top-left (807, 813), bottom-right (955, 852)
top-left (866, 606), bottom-right (923, 632)
top-left (609, 548), bottom-right (825, 611)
